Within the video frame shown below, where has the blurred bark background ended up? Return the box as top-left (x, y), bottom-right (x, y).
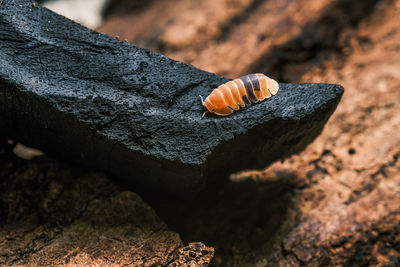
top-left (2, 0), bottom-right (400, 265)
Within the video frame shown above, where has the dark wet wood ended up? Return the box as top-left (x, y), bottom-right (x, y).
top-left (2, 0), bottom-right (400, 266)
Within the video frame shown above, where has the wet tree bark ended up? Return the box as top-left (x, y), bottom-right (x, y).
top-left (1, 0), bottom-right (400, 266)
top-left (0, 0), bottom-right (341, 198)
top-left (100, 0), bottom-right (400, 266)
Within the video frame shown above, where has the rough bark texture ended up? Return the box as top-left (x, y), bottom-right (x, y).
top-left (2, 0), bottom-right (399, 266)
top-left (0, 146), bottom-right (214, 266)
top-left (99, 0), bottom-right (400, 266)
top-left (0, 0), bottom-right (341, 198)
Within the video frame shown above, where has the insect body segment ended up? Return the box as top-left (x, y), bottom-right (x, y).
top-left (201, 73), bottom-right (279, 116)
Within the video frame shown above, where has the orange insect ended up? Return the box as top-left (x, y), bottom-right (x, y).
top-left (200, 73), bottom-right (279, 116)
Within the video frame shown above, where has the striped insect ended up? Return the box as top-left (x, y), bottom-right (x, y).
top-left (200, 73), bottom-right (279, 116)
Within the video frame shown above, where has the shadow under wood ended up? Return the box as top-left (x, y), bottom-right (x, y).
top-left (144, 169), bottom-right (298, 263)
top-left (249, 0), bottom-right (380, 82)
top-left (0, 137), bottom-right (16, 162)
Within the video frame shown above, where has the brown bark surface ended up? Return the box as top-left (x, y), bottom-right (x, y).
top-left (1, 0), bottom-right (400, 266)
top-left (0, 151), bottom-right (214, 266)
top-left (99, 0), bottom-right (400, 266)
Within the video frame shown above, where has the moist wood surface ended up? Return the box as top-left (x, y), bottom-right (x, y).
top-left (1, 0), bottom-right (399, 266)
top-left (0, 0), bottom-right (341, 198)
top-left (101, 0), bottom-right (400, 265)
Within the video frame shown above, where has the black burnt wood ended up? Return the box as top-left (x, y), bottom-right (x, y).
top-left (0, 0), bottom-right (343, 197)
